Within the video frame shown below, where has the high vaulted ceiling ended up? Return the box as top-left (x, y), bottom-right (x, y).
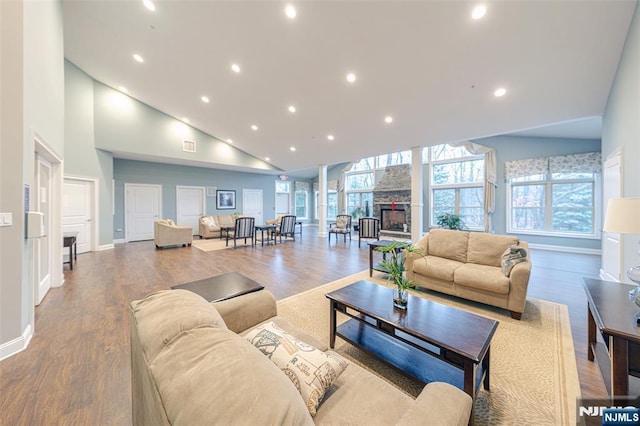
top-left (62, 1), bottom-right (635, 177)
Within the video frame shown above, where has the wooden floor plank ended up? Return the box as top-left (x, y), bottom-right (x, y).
top-left (0, 227), bottom-right (607, 423)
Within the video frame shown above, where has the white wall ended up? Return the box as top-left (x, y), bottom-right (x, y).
top-left (602, 2), bottom-right (640, 283)
top-left (0, 0), bottom-right (65, 359)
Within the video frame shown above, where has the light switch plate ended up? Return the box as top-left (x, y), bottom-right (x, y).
top-left (0, 213), bottom-right (13, 226)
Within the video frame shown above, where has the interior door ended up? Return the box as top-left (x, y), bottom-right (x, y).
top-left (35, 155), bottom-right (51, 305)
top-left (602, 151), bottom-right (622, 281)
top-left (125, 183), bottom-right (162, 242)
top-left (63, 178), bottom-right (94, 255)
top-left (177, 186), bottom-right (205, 235)
top-left (243, 189), bottom-right (263, 224)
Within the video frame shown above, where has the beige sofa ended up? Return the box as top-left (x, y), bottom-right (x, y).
top-left (405, 229), bottom-right (531, 319)
top-left (154, 219), bottom-right (192, 249)
top-left (199, 214), bottom-right (236, 239)
top-left (130, 288), bottom-right (472, 425)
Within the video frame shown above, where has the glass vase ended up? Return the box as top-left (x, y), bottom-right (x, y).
top-left (393, 287), bottom-right (408, 310)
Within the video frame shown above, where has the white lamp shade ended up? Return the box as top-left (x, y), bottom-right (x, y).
top-left (602, 197), bottom-right (640, 234)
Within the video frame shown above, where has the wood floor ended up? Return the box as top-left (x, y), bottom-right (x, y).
top-left (0, 226), bottom-right (607, 424)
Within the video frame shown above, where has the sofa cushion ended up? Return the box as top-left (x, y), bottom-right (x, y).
top-left (412, 255), bottom-right (462, 282)
top-left (454, 263), bottom-right (510, 294)
top-left (427, 229), bottom-right (469, 263)
top-left (467, 233), bottom-right (519, 267)
top-left (131, 289), bottom-right (227, 362)
top-left (217, 215), bottom-right (235, 227)
top-left (244, 321), bottom-right (348, 416)
top-left (151, 326), bottom-right (314, 425)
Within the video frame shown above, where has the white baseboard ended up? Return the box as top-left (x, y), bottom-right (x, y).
top-left (112, 239), bottom-right (125, 245)
top-left (98, 243), bottom-right (115, 251)
top-left (0, 324), bottom-right (33, 362)
top-left (528, 243), bottom-right (601, 255)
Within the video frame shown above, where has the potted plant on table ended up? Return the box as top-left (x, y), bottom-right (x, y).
top-left (375, 241), bottom-right (424, 309)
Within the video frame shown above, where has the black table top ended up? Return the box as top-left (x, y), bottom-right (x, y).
top-left (172, 272), bottom-right (264, 302)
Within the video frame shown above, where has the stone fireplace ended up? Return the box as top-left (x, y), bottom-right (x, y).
top-left (372, 165), bottom-right (411, 239)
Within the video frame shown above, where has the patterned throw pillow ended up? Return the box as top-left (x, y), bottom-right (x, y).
top-left (202, 216), bottom-right (216, 228)
top-left (245, 321), bottom-right (348, 416)
top-left (335, 216), bottom-right (347, 229)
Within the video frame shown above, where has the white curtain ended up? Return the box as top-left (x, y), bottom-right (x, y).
top-left (449, 141), bottom-right (497, 233)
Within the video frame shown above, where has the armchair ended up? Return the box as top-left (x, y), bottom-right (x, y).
top-left (154, 219), bottom-right (193, 249)
top-left (328, 214), bottom-right (352, 243)
top-left (274, 215), bottom-right (297, 242)
top-left (358, 217), bottom-right (380, 247)
top-left (225, 217), bottom-right (255, 248)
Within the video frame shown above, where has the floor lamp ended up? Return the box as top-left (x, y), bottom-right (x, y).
top-left (602, 197), bottom-right (640, 324)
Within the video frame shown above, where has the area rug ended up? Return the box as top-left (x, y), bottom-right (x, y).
top-left (277, 270), bottom-right (580, 426)
top-left (191, 238), bottom-right (229, 252)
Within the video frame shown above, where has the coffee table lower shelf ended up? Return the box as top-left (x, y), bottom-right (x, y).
top-left (336, 319), bottom-right (486, 394)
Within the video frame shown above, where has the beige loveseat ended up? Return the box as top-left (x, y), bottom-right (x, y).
top-left (130, 288), bottom-right (472, 425)
top-left (154, 219), bottom-right (192, 249)
top-left (405, 229), bottom-right (531, 319)
top-left (199, 214), bottom-right (236, 239)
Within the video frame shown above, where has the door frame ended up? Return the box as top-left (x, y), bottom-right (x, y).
top-left (124, 183), bottom-right (163, 242)
top-left (64, 176), bottom-right (99, 253)
top-left (176, 185), bottom-right (205, 235)
top-left (33, 131), bottom-right (63, 296)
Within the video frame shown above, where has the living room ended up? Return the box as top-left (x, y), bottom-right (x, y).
top-left (1, 1), bottom-right (639, 424)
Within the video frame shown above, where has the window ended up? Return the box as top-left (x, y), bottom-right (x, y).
top-left (506, 152), bottom-right (601, 237)
top-left (315, 191), bottom-right (337, 220)
top-left (294, 189), bottom-right (308, 219)
top-left (275, 180), bottom-right (291, 215)
top-left (428, 145), bottom-right (485, 229)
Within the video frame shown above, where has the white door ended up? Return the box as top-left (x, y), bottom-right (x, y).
top-left (177, 186), bottom-right (205, 236)
top-left (275, 193), bottom-right (290, 217)
top-left (602, 150), bottom-right (622, 281)
top-left (35, 155), bottom-right (51, 304)
top-left (243, 189), bottom-right (263, 224)
top-left (63, 178), bottom-right (94, 255)
top-left (125, 183), bottom-right (162, 242)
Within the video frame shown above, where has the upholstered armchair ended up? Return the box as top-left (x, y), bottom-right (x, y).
top-left (266, 214), bottom-right (285, 226)
top-left (328, 214), bottom-right (352, 243)
top-left (358, 217), bottom-right (380, 247)
top-left (154, 219), bottom-right (193, 249)
top-left (225, 217), bottom-right (255, 248)
top-left (274, 215), bottom-right (297, 242)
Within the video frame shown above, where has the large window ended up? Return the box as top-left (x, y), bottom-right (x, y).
top-left (506, 152), bottom-right (600, 237)
top-left (315, 191), bottom-right (337, 220)
top-left (295, 189), bottom-right (308, 219)
top-left (428, 145), bottom-right (484, 229)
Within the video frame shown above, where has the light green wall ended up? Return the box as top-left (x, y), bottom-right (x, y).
top-left (602, 2), bottom-right (640, 282)
top-left (64, 61), bottom-right (114, 247)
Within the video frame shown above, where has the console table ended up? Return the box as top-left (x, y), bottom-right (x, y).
top-left (63, 232), bottom-right (78, 270)
top-left (582, 278), bottom-right (640, 397)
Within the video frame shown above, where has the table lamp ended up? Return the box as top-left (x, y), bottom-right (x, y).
top-left (602, 197), bottom-right (640, 324)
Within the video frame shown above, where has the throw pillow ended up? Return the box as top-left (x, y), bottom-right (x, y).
top-left (203, 216), bottom-right (216, 228)
top-left (244, 321), bottom-right (348, 416)
top-left (501, 244), bottom-right (528, 277)
top-left (335, 216), bottom-right (347, 229)
top-left (166, 219), bottom-right (175, 226)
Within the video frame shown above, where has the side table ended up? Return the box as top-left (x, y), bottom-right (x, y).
top-left (255, 224), bottom-right (277, 246)
top-left (583, 278), bottom-right (640, 398)
top-left (368, 240), bottom-right (406, 277)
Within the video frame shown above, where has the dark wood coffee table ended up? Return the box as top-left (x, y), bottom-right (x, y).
top-left (172, 272), bottom-right (264, 302)
top-left (326, 280), bottom-right (498, 405)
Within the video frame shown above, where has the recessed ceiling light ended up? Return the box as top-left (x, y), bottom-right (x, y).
top-left (143, 0), bottom-right (156, 12)
top-left (346, 72), bottom-right (356, 83)
top-left (285, 4), bottom-right (296, 19)
top-left (290, 146), bottom-right (296, 152)
top-left (201, 96), bottom-right (210, 103)
top-left (226, 138), bottom-right (233, 144)
top-left (327, 134), bottom-right (335, 141)
top-left (265, 157), bottom-right (270, 161)
top-left (182, 117), bottom-right (190, 123)
top-left (288, 105), bottom-right (296, 113)
top-left (494, 87), bottom-right (507, 97)
top-left (472, 5), bottom-right (487, 20)
top-left (231, 63), bottom-right (241, 73)
top-left (251, 124), bottom-right (258, 131)
top-left (118, 86), bottom-right (129, 94)
top-left (384, 116), bottom-right (393, 124)
top-left (133, 54), bottom-right (144, 63)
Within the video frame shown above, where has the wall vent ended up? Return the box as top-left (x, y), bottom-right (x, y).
top-left (183, 140), bottom-right (196, 153)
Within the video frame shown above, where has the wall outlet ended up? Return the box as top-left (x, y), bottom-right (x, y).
top-left (0, 213), bottom-right (13, 227)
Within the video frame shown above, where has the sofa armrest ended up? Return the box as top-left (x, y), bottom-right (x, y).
top-left (396, 382), bottom-right (472, 426)
top-left (405, 233), bottom-right (429, 272)
top-left (212, 290), bottom-right (277, 334)
top-left (507, 241), bottom-right (532, 314)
